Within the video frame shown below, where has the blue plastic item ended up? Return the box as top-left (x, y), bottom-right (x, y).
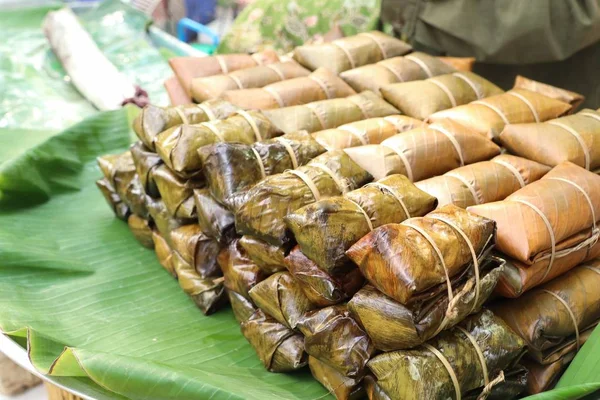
top-left (177, 18), bottom-right (219, 54)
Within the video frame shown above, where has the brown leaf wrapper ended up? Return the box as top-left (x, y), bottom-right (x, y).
top-left (239, 236), bottom-right (287, 274)
top-left (368, 310), bottom-right (526, 400)
top-left (146, 198), bottom-right (194, 246)
top-left (240, 309), bottom-right (307, 372)
top-left (169, 50), bottom-right (280, 97)
top-left (227, 289), bottom-right (257, 324)
top-left (309, 356), bottom-right (365, 400)
top-left (415, 155), bottom-right (551, 209)
top-left (248, 271), bottom-right (316, 330)
top-left (347, 205), bottom-right (496, 305)
top-left (151, 231), bottom-right (176, 277)
top-left (169, 224), bottom-right (221, 278)
top-left (311, 115), bottom-right (425, 151)
top-left (293, 31), bottom-right (412, 74)
top-left (439, 57), bottom-right (476, 72)
top-left (156, 111), bottom-right (281, 175)
top-left (130, 141), bottom-right (162, 198)
top-left (191, 60), bottom-right (310, 103)
top-left (127, 214), bottom-right (154, 249)
top-left (344, 119), bottom-right (501, 181)
top-left (513, 75), bottom-right (584, 110)
top-left (164, 75), bottom-right (191, 106)
top-left (218, 239), bottom-right (265, 299)
top-left (491, 262), bottom-right (600, 365)
top-left (286, 174), bottom-right (437, 274)
top-left (199, 131), bottom-right (325, 206)
top-left (193, 189), bottom-right (234, 242)
top-left (222, 67), bottom-right (356, 110)
top-left (297, 305), bottom-right (375, 378)
top-left (468, 162), bottom-right (600, 264)
top-left (364, 375), bottom-right (391, 400)
top-left (234, 150), bottom-right (372, 245)
top-left (261, 91), bottom-right (399, 134)
top-left (152, 165), bottom-right (204, 219)
top-left (96, 178), bottom-right (129, 221)
top-left (133, 100), bottom-right (239, 150)
top-left (498, 109), bottom-right (600, 171)
top-left (284, 247), bottom-right (364, 307)
top-left (428, 89), bottom-right (573, 139)
top-left (380, 72), bottom-right (503, 120)
top-left (340, 52), bottom-right (456, 94)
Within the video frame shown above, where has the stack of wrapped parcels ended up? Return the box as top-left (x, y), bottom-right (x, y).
top-left (95, 30), bottom-right (600, 399)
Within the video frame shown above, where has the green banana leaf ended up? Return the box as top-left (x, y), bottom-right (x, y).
top-left (0, 108), bottom-right (328, 399)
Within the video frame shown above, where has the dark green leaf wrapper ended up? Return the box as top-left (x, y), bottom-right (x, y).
top-left (193, 188), bottom-right (235, 242)
top-left (153, 164), bottom-right (204, 219)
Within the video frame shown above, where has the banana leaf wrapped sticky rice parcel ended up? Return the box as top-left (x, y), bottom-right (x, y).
top-left (127, 214), bottom-right (154, 249)
top-left (344, 119), bottom-right (501, 181)
top-left (153, 165), bottom-right (204, 219)
top-left (130, 141), bottom-right (162, 198)
top-left (193, 189), bottom-right (235, 242)
top-left (293, 31), bottom-right (412, 74)
top-left (339, 52), bottom-right (456, 93)
top-left (513, 75), bottom-right (585, 110)
top-left (286, 174), bottom-right (437, 274)
top-left (191, 60), bottom-right (310, 103)
top-left (218, 239), bottom-right (265, 299)
top-left (96, 178), bottom-right (129, 220)
top-left (261, 91), bottom-right (399, 134)
top-left (367, 310), bottom-right (526, 400)
top-left (199, 131), bottom-right (326, 206)
top-left (234, 150), bottom-right (372, 245)
top-left (146, 198), bottom-right (193, 246)
top-left (380, 72), bottom-right (503, 120)
top-left (240, 236), bottom-right (288, 274)
top-left (309, 357), bottom-right (364, 400)
top-left (169, 224), bottom-right (221, 279)
top-left (152, 231), bottom-right (176, 277)
top-left (221, 68), bottom-right (356, 110)
top-left (415, 155), bottom-right (550, 209)
top-left (492, 262), bottom-right (600, 394)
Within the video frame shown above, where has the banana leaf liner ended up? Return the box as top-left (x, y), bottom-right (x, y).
top-left (468, 162), bottom-right (600, 291)
top-left (368, 310), bottom-right (526, 400)
top-left (146, 198), bottom-right (194, 246)
top-left (347, 205), bottom-right (496, 305)
top-left (415, 155), bottom-right (551, 209)
top-left (293, 31), bottom-right (412, 74)
top-left (127, 214), bottom-right (154, 249)
top-left (130, 141), bottom-right (162, 198)
top-left (239, 236), bottom-right (288, 274)
top-left (240, 309), bottom-right (307, 372)
top-left (248, 271), bottom-right (316, 330)
top-left (193, 189), bottom-right (235, 242)
top-left (491, 262), bottom-right (600, 366)
top-left (165, 75), bottom-right (191, 106)
top-left (308, 356), bottom-right (365, 400)
top-left (343, 119), bottom-right (501, 181)
top-left (191, 60), bottom-right (310, 103)
top-left (169, 224), bottom-right (221, 278)
top-left (286, 174), bottom-right (437, 274)
top-left (297, 304), bottom-right (374, 378)
top-left (261, 91), bottom-right (399, 134)
top-left (227, 289), bottom-right (257, 324)
top-left (169, 49), bottom-right (280, 97)
top-left (151, 231), bottom-right (176, 277)
top-left (284, 246), bottom-right (364, 307)
top-left (155, 110), bottom-right (282, 175)
top-left (218, 239), bottom-right (265, 299)
top-left (513, 75), bottom-right (585, 110)
top-left (380, 72), bottom-right (503, 120)
top-left (198, 131), bottom-right (326, 206)
top-left (133, 100), bottom-right (240, 150)
top-left (234, 150), bottom-right (372, 246)
top-left (311, 115), bottom-right (425, 151)
top-left (498, 108), bottom-right (600, 171)
top-left (348, 256), bottom-right (504, 351)
top-left (339, 52), bottom-right (456, 94)
top-left (428, 88), bottom-right (574, 139)
top-left (222, 67), bottom-right (356, 110)
top-left (153, 164), bottom-right (204, 219)
top-left (95, 178), bottom-right (129, 221)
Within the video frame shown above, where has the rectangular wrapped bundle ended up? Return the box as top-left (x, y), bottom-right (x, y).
top-left (155, 110), bottom-right (282, 175)
top-left (133, 100), bottom-right (239, 151)
top-left (367, 310), bottom-right (526, 400)
top-left (222, 68), bottom-right (356, 110)
top-left (428, 88), bottom-right (574, 139)
top-left (169, 224), bottom-right (221, 279)
top-left (130, 141), bottom-right (162, 198)
top-left (339, 52), bottom-right (456, 93)
top-left (286, 174), bottom-right (437, 274)
top-left (309, 357), bottom-right (364, 400)
top-left (96, 178), bottom-right (129, 221)
top-left (190, 60), bottom-right (310, 103)
top-left (234, 150), bottom-right (372, 245)
top-left (127, 214), bottom-right (154, 249)
top-left (468, 162), bottom-right (600, 294)
top-left (513, 75), bottom-right (585, 110)
top-left (498, 109), bottom-right (600, 171)
top-left (239, 235), bottom-right (288, 274)
top-left (199, 131), bottom-right (326, 206)
top-left (311, 115), bottom-right (424, 151)
top-left (380, 72), bottom-right (503, 119)
top-left (146, 198), bottom-right (194, 246)
top-left (218, 239), bottom-right (265, 299)
top-left (227, 289), bottom-right (257, 324)
top-left (193, 189), bottom-right (234, 242)
top-left (169, 50), bottom-right (280, 97)
top-left (415, 155), bottom-right (551, 209)
top-left (152, 165), bottom-right (204, 219)
top-left (164, 75), bottom-right (191, 106)
top-left (293, 31), bottom-right (412, 74)
top-left (261, 91), bottom-right (399, 134)
top-left (343, 119), bottom-right (501, 181)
